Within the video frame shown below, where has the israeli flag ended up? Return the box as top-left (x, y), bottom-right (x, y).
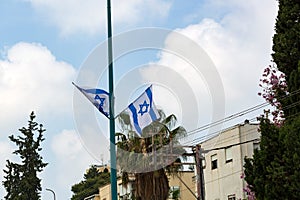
top-left (128, 86), bottom-right (160, 136)
top-left (73, 82), bottom-right (110, 118)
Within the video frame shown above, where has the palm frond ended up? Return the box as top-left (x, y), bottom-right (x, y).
top-left (157, 109), bottom-right (166, 121)
top-left (170, 126), bottom-right (187, 141)
top-left (161, 114), bottom-right (177, 130)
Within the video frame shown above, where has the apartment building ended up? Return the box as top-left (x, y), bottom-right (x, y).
top-left (199, 122), bottom-right (260, 200)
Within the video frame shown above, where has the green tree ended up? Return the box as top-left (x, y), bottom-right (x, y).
top-left (245, 115), bottom-right (300, 199)
top-left (244, 0), bottom-right (300, 199)
top-left (272, 0), bottom-right (300, 117)
top-left (117, 111), bottom-right (186, 200)
top-left (3, 112), bottom-right (48, 200)
top-left (244, 118), bottom-right (285, 199)
top-left (71, 165), bottom-right (110, 200)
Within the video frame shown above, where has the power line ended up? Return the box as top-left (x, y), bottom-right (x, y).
top-left (183, 103), bottom-right (300, 149)
top-left (182, 125), bottom-right (259, 146)
top-left (183, 100), bottom-right (298, 146)
top-left (181, 92), bottom-right (300, 146)
top-left (185, 88), bottom-right (300, 137)
top-left (283, 100), bottom-right (300, 110)
top-left (181, 121), bottom-right (259, 145)
top-left (202, 138), bottom-right (260, 153)
top-left (185, 102), bottom-right (267, 137)
top-left (181, 100), bottom-right (300, 147)
top-left (196, 128), bottom-right (259, 148)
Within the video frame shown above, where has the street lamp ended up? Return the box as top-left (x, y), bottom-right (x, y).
top-left (46, 188), bottom-right (56, 200)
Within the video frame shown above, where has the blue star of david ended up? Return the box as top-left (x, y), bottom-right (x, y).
top-left (94, 95), bottom-right (106, 107)
top-left (138, 100), bottom-right (150, 116)
top-left (99, 98), bottom-right (105, 107)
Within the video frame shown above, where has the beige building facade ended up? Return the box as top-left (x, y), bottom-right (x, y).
top-left (91, 171), bottom-right (196, 200)
top-left (168, 171), bottom-right (196, 200)
top-left (84, 194), bottom-right (100, 200)
top-left (99, 178), bottom-right (135, 200)
top-left (200, 122), bottom-right (260, 200)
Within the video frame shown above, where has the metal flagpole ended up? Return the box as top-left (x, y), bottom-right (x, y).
top-left (107, 0), bottom-right (118, 200)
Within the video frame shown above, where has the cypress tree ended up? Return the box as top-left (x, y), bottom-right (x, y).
top-left (272, 0), bottom-right (300, 117)
top-left (3, 112), bottom-right (48, 200)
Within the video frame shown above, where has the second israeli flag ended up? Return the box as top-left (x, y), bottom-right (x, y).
top-left (128, 86), bottom-right (160, 136)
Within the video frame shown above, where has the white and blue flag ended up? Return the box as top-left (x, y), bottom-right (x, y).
top-left (73, 82), bottom-right (110, 118)
top-left (128, 85), bottom-right (160, 136)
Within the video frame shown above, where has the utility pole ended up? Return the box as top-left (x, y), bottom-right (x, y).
top-left (195, 145), bottom-right (205, 200)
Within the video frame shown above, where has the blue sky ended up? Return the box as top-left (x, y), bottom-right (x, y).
top-left (0, 0), bottom-right (278, 199)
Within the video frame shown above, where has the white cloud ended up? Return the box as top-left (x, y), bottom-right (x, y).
top-left (49, 129), bottom-right (98, 199)
top-left (186, 0), bottom-right (278, 107)
top-left (51, 129), bottom-right (82, 159)
top-left (180, 1), bottom-right (277, 106)
top-left (0, 42), bottom-right (76, 132)
top-left (26, 0), bottom-right (172, 35)
top-left (140, 0), bottom-right (278, 132)
top-left (0, 42), bottom-right (78, 198)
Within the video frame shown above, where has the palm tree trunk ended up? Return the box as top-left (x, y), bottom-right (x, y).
top-left (135, 168), bottom-right (169, 200)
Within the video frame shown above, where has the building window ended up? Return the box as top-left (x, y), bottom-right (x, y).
top-left (211, 154), bottom-right (217, 170)
top-left (225, 147), bottom-right (233, 163)
top-left (228, 194), bottom-right (236, 200)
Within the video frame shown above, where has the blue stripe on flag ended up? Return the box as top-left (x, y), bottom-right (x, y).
top-left (84, 88), bottom-right (109, 95)
top-left (145, 87), bottom-right (158, 121)
top-left (128, 103), bottom-right (142, 135)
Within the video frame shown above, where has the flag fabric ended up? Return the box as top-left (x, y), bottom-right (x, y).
top-left (128, 85), bottom-right (160, 136)
top-left (73, 82), bottom-right (110, 118)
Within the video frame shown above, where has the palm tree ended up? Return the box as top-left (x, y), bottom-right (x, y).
top-left (116, 111), bottom-right (186, 200)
